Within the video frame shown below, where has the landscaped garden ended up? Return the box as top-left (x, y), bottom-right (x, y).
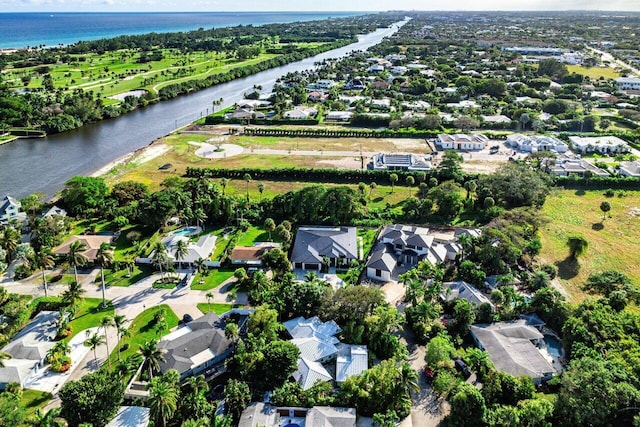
top-left (196, 302), bottom-right (237, 315)
top-left (109, 305), bottom-right (179, 364)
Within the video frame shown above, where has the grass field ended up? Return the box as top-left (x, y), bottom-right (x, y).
top-left (20, 389), bottom-right (52, 417)
top-left (191, 268), bottom-right (236, 291)
top-left (566, 64), bottom-right (621, 80)
top-left (197, 303), bottom-right (237, 315)
top-left (538, 188), bottom-right (640, 302)
top-left (67, 298), bottom-right (114, 340)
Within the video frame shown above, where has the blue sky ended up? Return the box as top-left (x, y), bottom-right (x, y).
top-left (2, 0), bottom-right (639, 12)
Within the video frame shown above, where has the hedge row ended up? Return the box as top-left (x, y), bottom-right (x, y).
top-left (205, 117), bottom-right (319, 126)
top-left (242, 127), bottom-right (442, 139)
top-left (555, 175), bottom-right (640, 190)
top-left (186, 166), bottom-right (437, 186)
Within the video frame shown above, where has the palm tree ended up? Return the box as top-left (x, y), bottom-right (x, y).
top-left (35, 247), bottom-right (55, 297)
top-left (395, 362), bottom-right (419, 408)
top-left (264, 218), bottom-right (276, 241)
top-left (369, 181), bottom-right (377, 199)
top-left (192, 208), bottom-right (207, 228)
top-left (304, 271), bottom-right (318, 282)
top-left (389, 173), bottom-right (398, 193)
top-left (100, 315), bottom-right (114, 368)
top-left (457, 233), bottom-right (472, 261)
top-left (243, 173), bottom-right (252, 201)
top-left (95, 242), bottom-right (114, 308)
top-left (62, 281), bottom-right (85, 312)
top-left (112, 313), bottom-right (129, 361)
top-left (205, 292), bottom-right (213, 306)
top-left (566, 234), bottom-right (589, 259)
top-left (148, 378), bottom-right (178, 427)
top-left (257, 183), bottom-right (265, 200)
top-left (67, 240), bottom-right (87, 285)
top-left (184, 374), bottom-right (208, 395)
top-left (220, 178), bottom-right (228, 195)
top-left (174, 239), bottom-right (189, 270)
top-left (1, 226), bottom-right (20, 263)
top-left (194, 257), bottom-right (206, 275)
top-left (224, 322), bottom-right (239, 344)
top-left (84, 332), bottom-right (106, 366)
top-left (152, 242), bottom-right (169, 282)
top-left (139, 340), bottom-right (165, 380)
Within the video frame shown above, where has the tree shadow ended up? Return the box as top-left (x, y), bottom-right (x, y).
top-left (592, 222), bottom-right (604, 231)
top-left (555, 257), bottom-right (580, 280)
top-left (575, 189), bottom-right (586, 196)
top-left (372, 197), bottom-right (383, 203)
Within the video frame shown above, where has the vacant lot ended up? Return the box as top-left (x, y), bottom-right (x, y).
top-left (539, 188), bottom-right (640, 302)
top-left (566, 64), bottom-right (620, 80)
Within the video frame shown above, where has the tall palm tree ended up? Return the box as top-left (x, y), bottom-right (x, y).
top-left (67, 240), bottom-right (87, 285)
top-left (192, 208), bottom-right (207, 228)
top-left (95, 242), bottom-right (114, 308)
top-left (139, 340), bottom-right (165, 380)
top-left (220, 178), bottom-right (228, 195)
top-left (112, 314), bottom-right (129, 361)
top-left (243, 173), bottom-right (252, 201)
top-left (152, 242), bottom-right (169, 282)
top-left (174, 239), bottom-right (189, 270)
top-left (35, 247), bottom-right (55, 297)
top-left (62, 281), bottom-right (85, 312)
top-left (148, 378), bottom-right (178, 427)
top-left (0, 226), bottom-right (20, 263)
top-left (100, 315), bottom-right (114, 368)
top-left (184, 374), bottom-right (208, 395)
top-left (257, 183), bottom-right (265, 200)
top-left (194, 257), bottom-right (206, 275)
top-left (205, 292), bottom-right (213, 306)
top-left (84, 332), bottom-right (106, 366)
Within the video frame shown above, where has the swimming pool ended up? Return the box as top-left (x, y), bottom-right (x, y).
top-left (172, 226), bottom-right (198, 237)
top-left (544, 335), bottom-right (564, 357)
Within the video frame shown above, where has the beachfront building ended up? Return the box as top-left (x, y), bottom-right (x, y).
top-left (435, 133), bottom-right (489, 151)
top-left (568, 135), bottom-right (630, 155)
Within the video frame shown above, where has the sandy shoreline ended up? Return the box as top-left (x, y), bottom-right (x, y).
top-left (90, 141), bottom-right (169, 177)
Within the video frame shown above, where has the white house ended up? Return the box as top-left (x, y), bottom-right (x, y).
top-left (506, 134), bottom-right (568, 153)
top-left (325, 111), bottom-right (353, 122)
top-left (568, 136), bottom-right (630, 155)
top-left (435, 133), bottom-right (489, 151)
top-left (618, 161), bottom-right (640, 177)
top-left (614, 77), bottom-right (640, 91)
top-left (0, 195), bottom-right (24, 224)
top-left (371, 153), bottom-right (432, 171)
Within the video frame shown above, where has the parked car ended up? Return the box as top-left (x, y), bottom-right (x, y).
top-left (183, 313), bottom-right (194, 323)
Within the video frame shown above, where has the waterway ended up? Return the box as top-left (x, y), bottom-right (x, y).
top-left (0, 20), bottom-right (405, 199)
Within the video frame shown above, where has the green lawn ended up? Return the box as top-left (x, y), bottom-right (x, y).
top-left (20, 389), bottom-right (52, 416)
top-left (109, 305), bottom-right (179, 364)
top-left (197, 303), bottom-right (237, 315)
top-left (566, 64), bottom-right (620, 80)
top-left (236, 225), bottom-right (282, 246)
top-left (66, 298), bottom-right (114, 341)
top-left (101, 265), bottom-right (151, 287)
top-left (191, 268), bottom-right (236, 290)
top-left (539, 188), bottom-right (640, 303)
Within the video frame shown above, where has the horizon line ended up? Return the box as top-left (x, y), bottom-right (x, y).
top-left (2, 9), bottom-right (640, 13)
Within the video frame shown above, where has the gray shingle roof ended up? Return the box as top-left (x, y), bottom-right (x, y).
top-left (366, 243), bottom-right (396, 272)
top-left (291, 226), bottom-right (358, 264)
top-left (471, 320), bottom-right (554, 380)
top-left (157, 312), bottom-right (232, 375)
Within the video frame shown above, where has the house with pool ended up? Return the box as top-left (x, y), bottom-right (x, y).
top-left (136, 226), bottom-right (217, 268)
top-left (470, 315), bottom-right (563, 384)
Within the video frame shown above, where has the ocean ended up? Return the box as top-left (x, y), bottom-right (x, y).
top-left (0, 11), bottom-right (368, 49)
